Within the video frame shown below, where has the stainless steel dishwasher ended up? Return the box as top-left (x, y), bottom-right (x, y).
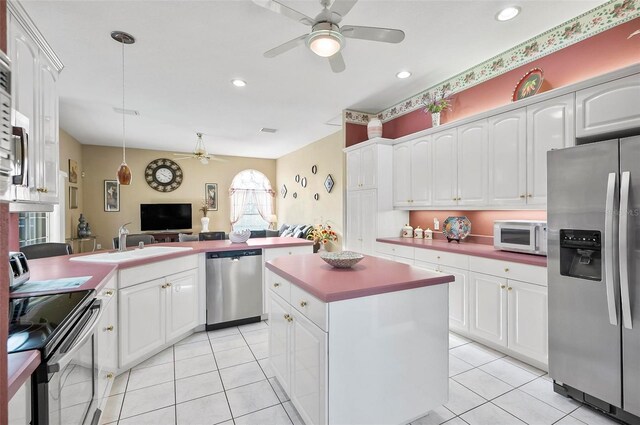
top-left (206, 249), bottom-right (262, 329)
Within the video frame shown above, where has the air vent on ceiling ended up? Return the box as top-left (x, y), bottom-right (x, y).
top-left (113, 107), bottom-right (140, 116)
top-left (260, 128), bottom-right (277, 133)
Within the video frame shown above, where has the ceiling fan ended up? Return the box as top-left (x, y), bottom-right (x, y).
top-left (173, 132), bottom-right (225, 164)
top-left (254, 0), bottom-right (405, 73)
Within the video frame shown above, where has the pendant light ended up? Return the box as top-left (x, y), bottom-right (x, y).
top-left (112, 31), bottom-right (135, 185)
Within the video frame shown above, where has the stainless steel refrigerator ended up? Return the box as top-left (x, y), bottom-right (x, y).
top-left (548, 136), bottom-right (640, 425)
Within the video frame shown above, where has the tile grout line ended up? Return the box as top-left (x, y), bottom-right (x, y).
top-left (209, 333), bottom-right (238, 423)
top-left (115, 369), bottom-right (132, 423)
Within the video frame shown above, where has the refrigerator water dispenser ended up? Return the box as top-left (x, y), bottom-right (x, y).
top-left (559, 229), bottom-right (602, 281)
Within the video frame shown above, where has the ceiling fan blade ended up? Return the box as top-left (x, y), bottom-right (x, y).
top-left (328, 52), bottom-right (346, 73)
top-left (174, 156), bottom-right (193, 161)
top-left (264, 34), bottom-right (308, 58)
top-left (341, 25), bottom-right (405, 43)
top-left (252, 0), bottom-right (315, 26)
top-left (210, 156), bottom-right (227, 162)
top-left (329, 0), bottom-right (358, 18)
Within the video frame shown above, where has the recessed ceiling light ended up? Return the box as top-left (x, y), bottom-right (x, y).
top-left (231, 79), bottom-right (247, 87)
top-left (396, 71), bottom-right (412, 79)
top-left (496, 6), bottom-right (520, 21)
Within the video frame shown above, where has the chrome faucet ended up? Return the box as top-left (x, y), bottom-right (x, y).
top-left (118, 222), bottom-right (131, 252)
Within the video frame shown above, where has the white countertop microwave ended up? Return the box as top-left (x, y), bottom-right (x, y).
top-left (494, 220), bottom-right (547, 256)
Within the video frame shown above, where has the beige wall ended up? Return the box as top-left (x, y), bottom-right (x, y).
top-left (59, 129), bottom-right (84, 239)
top-left (276, 130), bottom-right (344, 250)
top-left (81, 144), bottom-right (276, 249)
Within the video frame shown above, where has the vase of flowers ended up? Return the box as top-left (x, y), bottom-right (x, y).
top-left (199, 200), bottom-right (210, 233)
top-left (307, 224), bottom-right (338, 253)
top-left (423, 87), bottom-right (452, 127)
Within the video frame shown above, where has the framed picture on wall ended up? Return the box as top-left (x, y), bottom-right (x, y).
top-left (69, 186), bottom-right (78, 209)
top-left (69, 159), bottom-right (79, 184)
top-left (104, 180), bottom-right (120, 212)
top-left (205, 183), bottom-right (218, 211)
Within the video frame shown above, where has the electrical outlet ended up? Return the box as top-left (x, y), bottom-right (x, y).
top-left (96, 243), bottom-right (102, 250)
top-left (433, 218), bottom-right (440, 231)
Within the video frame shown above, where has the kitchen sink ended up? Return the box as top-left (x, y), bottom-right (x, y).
top-left (69, 246), bottom-right (193, 263)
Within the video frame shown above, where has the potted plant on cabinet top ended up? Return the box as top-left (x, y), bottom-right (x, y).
top-left (423, 87), bottom-right (452, 127)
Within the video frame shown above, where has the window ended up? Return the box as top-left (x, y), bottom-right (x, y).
top-left (18, 212), bottom-right (49, 247)
top-left (229, 170), bottom-right (275, 231)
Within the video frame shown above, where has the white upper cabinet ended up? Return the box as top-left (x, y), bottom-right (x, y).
top-left (576, 74), bottom-right (640, 138)
top-left (432, 129), bottom-right (458, 206)
top-left (488, 109), bottom-right (527, 206)
top-left (526, 94), bottom-right (575, 206)
top-left (457, 120), bottom-right (488, 206)
top-left (347, 144), bottom-right (377, 190)
top-left (8, 4), bottom-right (62, 205)
top-left (393, 137), bottom-right (432, 207)
top-left (393, 143), bottom-right (412, 207)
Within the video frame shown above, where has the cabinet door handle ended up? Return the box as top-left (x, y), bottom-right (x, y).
top-left (508, 287), bottom-right (513, 291)
top-left (437, 256), bottom-right (441, 260)
top-left (106, 373), bottom-right (114, 379)
top-left (300, 301), bottom-right (308, 307)
top-left (284, 314), bottom-right (293, 323)
top-left (527, 194), bottom-right (533, 198)
top-left (273, 282), bottom-right (281, 288)
top-left (452, 197), bottom-right (457, 201)
top-left (104, 290), bottom-right (114, 296)
top-left (519, 194), bottom-right (526, 198)
top-left (161, 284), bottom-right (168, 289)
top-left (105, 325), bottom-right (114, 332)
top-left (500, 285), bottom-right (506, 289)
top-left (166, 282), bottom-right (172, 287)
top-left (504, 268), bottom-right (509, 272)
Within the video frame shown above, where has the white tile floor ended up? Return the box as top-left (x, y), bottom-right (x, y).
top-left (101, 322), bottom-right (620, 425)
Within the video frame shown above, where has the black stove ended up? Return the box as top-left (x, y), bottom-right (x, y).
top-left (8, 289), bottom-right (95, 358)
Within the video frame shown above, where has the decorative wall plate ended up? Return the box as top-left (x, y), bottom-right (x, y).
top-left (311, 165), bottom-right (318, 174)
top-left (314, 193), bottom-right (319, 201)
top-left (512, 68), bottom-right (544, 101)
top-left (324, 174), bottom-right (334, 193)
top-left (301, 177), bottom-right (307, 188)
top-left (293, 192), bottom-right (298, 199)
top-left (281, 184), bottom-right (287, 198)
top-left (443, 216), bottom-right (471, 243)
top-left (295, 174), bottom-right (300, 183)
top-left (145, 158), bottom-right (183, 192)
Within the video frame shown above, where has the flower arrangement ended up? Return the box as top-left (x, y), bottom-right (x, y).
top-left (307, 224), bottom-right (338, 246)
top-left (423, 87), bottom-right (452, 114)
top-left (199, 198), bottom-right (209, 217)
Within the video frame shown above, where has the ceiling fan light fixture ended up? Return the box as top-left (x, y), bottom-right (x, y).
top-left (496, 6), bottom-right (521, 21)
top-left (307, 24), bottom-right (344, 57)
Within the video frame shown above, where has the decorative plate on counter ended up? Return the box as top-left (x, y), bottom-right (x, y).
top-left (443, 216), bottom-right (471, 243)
top-left (320, 251), bottom-right (364, 268)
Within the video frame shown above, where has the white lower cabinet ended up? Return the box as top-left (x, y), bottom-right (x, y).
top-left (263, 245), bottom-right (314, 315)
top-left (97, 283), bottom-right (118, 404)
top-left (290, 309), bottom-right (328, 425)
top-left (270, 291), bottom-right (328, 425)
top-left (469, 271), bottom-right (508, 347)
top-left (379, 242), bottom-right (548, 368)
top-left (8, 379), bottom-right (30, 425)
top-left (119, 268), bottom-right (198, 368)
top-left (507, 279), bottom-right (548, 364)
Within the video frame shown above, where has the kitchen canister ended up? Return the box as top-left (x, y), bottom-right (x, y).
top-left (367, 117), bottom-right (383, 139)
top-left (414, 226), bottom-right (423, 238)
top-left (424, 228), bottom-right (433, 240)
top-left (402, 224), bottom-right (414, 238)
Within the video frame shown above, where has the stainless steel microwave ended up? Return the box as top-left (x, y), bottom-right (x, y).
top-left (493, 220), bottom-right (547, 256)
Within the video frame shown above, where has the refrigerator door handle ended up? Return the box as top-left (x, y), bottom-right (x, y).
top-left (605, 172), bottom-right (619, 326)
top-left (619, 171), bottom-right (633, 329)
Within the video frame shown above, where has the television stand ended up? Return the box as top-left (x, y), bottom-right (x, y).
top-left (145, 231), bottom-right (192, 243)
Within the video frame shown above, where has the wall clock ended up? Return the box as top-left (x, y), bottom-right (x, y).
top-left (145, 158), bottom-right (184, 192)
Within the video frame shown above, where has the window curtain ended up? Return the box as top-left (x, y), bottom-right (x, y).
top-left (229, 188), bottom-right (275, 228)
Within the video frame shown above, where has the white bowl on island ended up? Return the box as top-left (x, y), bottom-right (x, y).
top-left (229, 229), bottom-right (251, 243)
top-left (320, 251), bottom-right (364, 268)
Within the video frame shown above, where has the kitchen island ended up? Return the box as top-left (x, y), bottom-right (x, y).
top-left (265, 254), bottom-right (454, 425)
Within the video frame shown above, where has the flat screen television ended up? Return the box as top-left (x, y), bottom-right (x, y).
top-left (140, 203), bottom-right (192, 231)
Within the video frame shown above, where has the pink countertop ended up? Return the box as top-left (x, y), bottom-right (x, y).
top-left (266, 254), bottom-right (454, 302)
top-left (377, 237), bottom-right (547, 267)
top-left (13, 237), bottom-right (313, 298)
top-left (8, 350), bottom-right (40, 401)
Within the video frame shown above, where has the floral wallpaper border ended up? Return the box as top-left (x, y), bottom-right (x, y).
top-left (344, 0), bottom-right (640, 125)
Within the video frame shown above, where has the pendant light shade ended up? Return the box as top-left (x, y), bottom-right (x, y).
top-left (112, 31), bottom-right (135, 185)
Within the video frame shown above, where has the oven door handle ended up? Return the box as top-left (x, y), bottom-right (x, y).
top-left (48, 300), bottom-right (102, 374)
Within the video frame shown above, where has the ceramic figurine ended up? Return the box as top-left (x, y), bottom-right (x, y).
top-left (77, 214), bottom-right (90, 238)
